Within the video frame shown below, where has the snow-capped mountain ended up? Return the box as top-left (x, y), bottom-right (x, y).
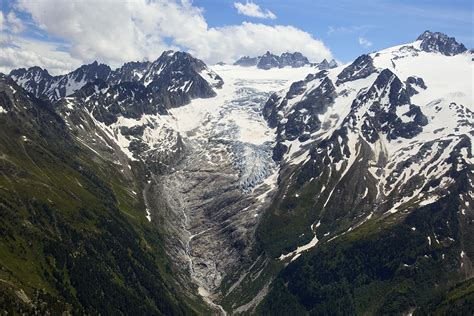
top-left (255, 31), bottom-right (473, 314)
top-left (10, 61), bottom-right (112, 101)
top-left (262, 30), bottom-right (472, 262)
top-left (107, 60), bottom-right (152, 84)
top-left (9, 51), bottom-right (223, 106)
top-left (417, 30), bottom-right (468, 55)
top-left (139, 51), bottom-right (223, 108)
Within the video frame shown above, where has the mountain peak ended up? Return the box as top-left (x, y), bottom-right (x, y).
top-left (159, 50), bottom-right (176, 59)
top-left (9, 66), bottom-right (51, 78)
top-left (8, 50), bottom-right (222, 104)
top-left (416, 30), bottom-right (440, 41)
top-left (234, 51), bottom-right (310, 69)
top-left (80, 60), bottom-right (109, 69)
top-left (29, 65), bottom-right (50, 73)
top-left (416, 30), bottom-right (467, 56)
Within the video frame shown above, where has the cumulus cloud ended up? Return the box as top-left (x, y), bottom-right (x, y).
top-left (202, 23), bottom-right (331, 64)
top-left (0, 37), bottom-right (82, 75)
top-left (358, 37), bottom-right (373, 48)
top-left (0, 11), bottom-right (77, 75)
top-left (4, 0), bottom-right (332, 74)
top-left (234, 1), bottom-right (276, 20)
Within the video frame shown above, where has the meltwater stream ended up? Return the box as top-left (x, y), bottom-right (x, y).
top-left (153, 65), bottom-right (313, 312)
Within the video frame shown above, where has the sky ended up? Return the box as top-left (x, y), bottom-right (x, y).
top-left (0, 0), bottom-right (472, 75)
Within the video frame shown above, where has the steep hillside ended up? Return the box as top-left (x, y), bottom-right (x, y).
top-left (257, 31), bottom-right (473, 314)
top-left (0, 75), bottom-right (209, 314)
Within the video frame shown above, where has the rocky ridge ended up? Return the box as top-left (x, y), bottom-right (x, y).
top-left (234, 51), bottom-right (337, 70)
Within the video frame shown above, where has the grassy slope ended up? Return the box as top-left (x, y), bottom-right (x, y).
top-left (257, 175), bottom-right (472, 315)
top-left (0, 88), bottom-right (208, 314)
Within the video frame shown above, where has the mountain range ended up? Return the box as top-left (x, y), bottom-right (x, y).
top-left (233, 51), bottom-right (338, 70)
top-left (0, 30), bottom-right (472, 315)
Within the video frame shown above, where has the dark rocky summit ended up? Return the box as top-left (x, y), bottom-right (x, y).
top-left (315, 58), bottom-right (338, 70)
top-left (336, 54), bottom-right (376, 85)
top-left (234, 52), bottom-right (339, 70)
top-left (9, 61), bottom-right (112, 101)
top-left (234, 51), bottom-right (311, 69)
top-left (417, 30), bottom-right (467, 56)
top-left (9, 51), bottom-right (223, 109)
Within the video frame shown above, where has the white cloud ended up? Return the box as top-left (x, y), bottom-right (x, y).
top-left (0, 11), bottom-right (75, 75)
top-left (0, 36), bottom-right (82, 75)
top-left (5, 0), bottom-right (331, 74)
top-left (6, 12), bottom-right (26, 33)
top-left (0, 12), bottom-right (4, 31)
top-left (0, 11), bottom-right (26, 34)
top-left (200, 22), bottom-right (331, 64)
top-left (327, 25), bottom-right (370, 35)
top-left (358, 37), bottom-right (373, 48)
top-left (234, 1), bottom-right (276, 20)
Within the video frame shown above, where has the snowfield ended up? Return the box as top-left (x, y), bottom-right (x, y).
top-left (163, 65), bottom-right (315, 192)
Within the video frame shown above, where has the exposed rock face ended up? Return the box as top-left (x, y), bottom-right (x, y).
top-left (316, 58), bottom-right (338, 70)
top-left (9, 61), bottom-right (112, 101)
top-left (9, 51), bottom-right (223, 109)
top-left (8, 66), bottom-right (54, 99)
top-left (70, 80), bottom-right (168, 125)
top-left (417, 30), bottom-right (467, 56)
top-left (336, 54), bottom-right (376, 85)
top-left (233, 56), bottom-right (260, 67)
top-left (257, 52), bottom-right (282, 70)
top-left (405, 76), bottom-right (427, 96)
top-left (234, 51), bottom-right (311, 69)
top-left (263, 71), bottom-right (337, 160)
top-left (143, 51), bottom-right (223, 108)
top-left (272, 52), bottom-right (310, 69)
top-left (107, 60), bottom-right (152, 84)
top-left (351, 69), bottom-right (428, 142)
top-left (259, 34), bottom-right (473, 303)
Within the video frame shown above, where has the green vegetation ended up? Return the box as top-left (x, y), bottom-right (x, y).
top-left (258, 188), bottom-right (471, 315)
top-left (0, 88), bottom-right (207, 314)
top-left (414, 278), bottom-right (474, 315)
top-left (258, 165), bottom-right (329, 257)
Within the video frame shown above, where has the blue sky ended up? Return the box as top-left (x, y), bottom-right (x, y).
top-left (0, 0), bottom-right (472, 74)
top-left (194, 0), bottom-right (473, 62)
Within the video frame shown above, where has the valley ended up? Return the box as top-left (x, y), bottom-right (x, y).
top-left (147, 65), bottom-right (314, 312)
top-left (0, 30), bottom-right (472, 315)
